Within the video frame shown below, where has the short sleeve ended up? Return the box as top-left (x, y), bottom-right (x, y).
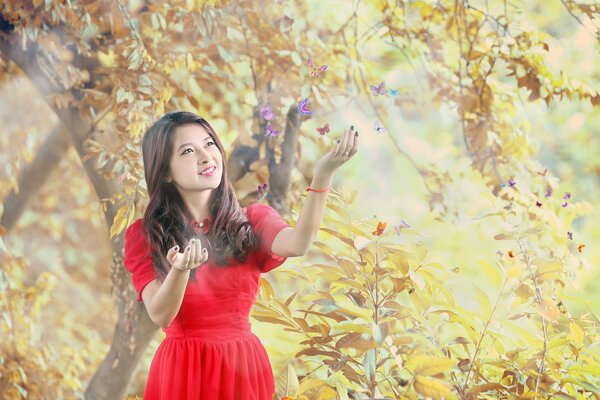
top-left (245, 203), bottom-right (291, 273)
top-left (123, 219), bottom-right (158, 302)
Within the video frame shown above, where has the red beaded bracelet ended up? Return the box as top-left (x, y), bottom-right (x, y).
top-left (306, 186), bottom-right (330, 193)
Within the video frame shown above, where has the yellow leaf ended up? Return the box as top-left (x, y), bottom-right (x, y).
top-left (275, 363), bottom-right (299, 399)
top-left (110, 204), bottom-right (133, 239)
top-left (406, 355), bottom-right (455, 376)
top-left (414, 375), bottom-right (456, 399)
top-left (260, 277), bottom-right (275, 300)
top-left (568, 322), bottom-right (584, 347)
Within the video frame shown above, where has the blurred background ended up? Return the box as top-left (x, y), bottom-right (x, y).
top-left (0, 0), bottom-right (599, 399)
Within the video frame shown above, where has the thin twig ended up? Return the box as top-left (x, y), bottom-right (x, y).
top-left (517, 239), bottom-right (548, 400)
top-left (462, 271), bottom-right (509, 393)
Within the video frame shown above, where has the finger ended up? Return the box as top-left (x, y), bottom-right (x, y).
top-left (183, 243), bottom-right (192, 268)
top-left (167, 245), bottom-right (179, 263)
top-left (340, 126), bottom-right (352, 155)
top-left (194, 239), bottom-right (202, 266)
top-left (189, 239), bottom-right (197, 266)
top-left (333, 128), bottom-right (348, 157)
top-left (350, 130), bottom-right (359, 155)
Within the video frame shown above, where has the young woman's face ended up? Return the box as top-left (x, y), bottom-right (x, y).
top-left (166, 123), bottom-right (223, 192)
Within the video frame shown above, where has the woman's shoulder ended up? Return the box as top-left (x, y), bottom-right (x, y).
top-left (125, 218), bottom-right (145, 235)
top-left (244, 202), bottom-right (276, 221)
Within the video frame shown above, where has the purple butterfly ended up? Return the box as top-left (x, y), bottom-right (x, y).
top-left (257, 183), bottom-right (268, 201)
top-left (394, 220), bottom-right (410, 235)
top-left (261, 104), bottom-right (276, 121)
top-left (297, 98), bottom-right (312, 115)
top-left (265, 123), bottom-right (280, 139)
top-left (509, 180), bottom-right (516, 187)
top-left (370, 81), bottom-right (385, 96)
top-left (545, 187), bottom-right (552, 198)
top-left (562, 202), bottom-right (568, 207)
top-left (563, 192), bottom-right (571, 200)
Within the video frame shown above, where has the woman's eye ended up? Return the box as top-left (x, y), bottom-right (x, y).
top-left (182, 148), bottom-right (192, 154)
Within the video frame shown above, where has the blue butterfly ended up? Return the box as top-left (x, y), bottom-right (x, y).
top-left (388, 89), bottom-right (398, 96)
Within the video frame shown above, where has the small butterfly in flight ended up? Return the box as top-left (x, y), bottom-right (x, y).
top-left (307, 58), bottom-right (328, 77)
top-left (544, 187), bottom-right (552, 198)
top-left (567, 231), bottom-right (573, 240)
top-left (535, 201), bottom-right (543, 207)
top-left (394, 220), bottom-right (410, 235)
top-left (577, 244), bottom-right (585, 253)
top-left (260, 104), bottom-right (276, 121)
top-left (496, 250), bottom-right (503, 257)
top-left (297, 98), bottom-right (312, 115)
top-left (502, 179), bottom-right (516, 188)
top-left (562, 202), bottom-right (568, 207)
top-left (388, 88), bottom-right (399, 96)
top-left (537, 168), bottom-right (548, 177)
top-left (372, 221), bottom-right (387, 236)
top-left (370, 81), bottom-right (386, 96)
top-left (316, 123), bottom-right (330, 135)
top-left (257, 183), bottom-right (268, 201)
top-left (508, 250), bottom-right (516, 258)
top-left (265, 123), bottom-right (280, 140)
top-left (374, 120), bottom-right (387, 134)
top-left (563, 192), bottom-right (571, 200)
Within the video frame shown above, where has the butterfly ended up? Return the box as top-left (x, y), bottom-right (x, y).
top-left (297, 98), bottom-right (312, 115)
top-left (537, 168), bottom-right (548, 177)
top-left (307, 58), bottom-right (328, 77)
top-left (562, 202), bottom-right (568, 207)
top-left (508, 250), bottom-right (516, 258)
top-left (567, 232), bottom-right (573, 240)
top-left (502, 179), bottom-right (516, 188)
top-left (374, 120), bottom-right (387, 134)
top-left (370, 81), bottom-right (385, 96)
top-left (496, 250), bottom-right (503, 257)
top-left (536, 201), bottom-right (543, 207)
top-left (257, 183), bottom-right (268, 201)
top-left (260, 104), bottom-right (276, 121)
top-left (394, 220), bottom-right (410, 235)
top-left (372, 221), bottom-right (387, 236)
top-left (563, 192), bottom-right (571, 200)
top-left (388, 88), bottom-right (399, 96)
top-left (316, 123), bottom-right (330, 135)
top-left (578, 244), bottom-right (585, 253)
top-left (265, 123), bottom-right (280, 139)
top-left (544, 187), bottom-right (552, 198)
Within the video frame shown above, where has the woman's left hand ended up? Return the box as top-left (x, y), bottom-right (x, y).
top-left (314, 125), bottom-right (359, 175)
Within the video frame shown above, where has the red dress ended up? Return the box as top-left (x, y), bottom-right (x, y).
top-left (123, 203), bottom-right (290, 400)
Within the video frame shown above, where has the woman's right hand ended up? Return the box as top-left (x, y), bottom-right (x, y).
top-left (167, 238), bottom-right (208, 271)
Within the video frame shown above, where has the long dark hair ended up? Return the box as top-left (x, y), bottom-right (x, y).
top-left (141, 111), bottom-right (257, 283)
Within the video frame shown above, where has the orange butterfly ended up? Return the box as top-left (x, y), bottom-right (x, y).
top-left (578, 244), bottom-right (585, 253)
top-left (372, 221), bottom-right (386, 236)
top-left (508, 250), bottom-right (516, 258)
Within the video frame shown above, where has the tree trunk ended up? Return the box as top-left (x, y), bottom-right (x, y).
top-left (0, 30), bottom-right (160, 400)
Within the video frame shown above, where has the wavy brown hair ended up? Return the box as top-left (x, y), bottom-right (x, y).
top-left (141, 111), bottom-right (257, 283)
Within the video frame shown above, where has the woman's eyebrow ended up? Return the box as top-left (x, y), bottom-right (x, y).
top-left (176, 137), bottom-right (212, 152)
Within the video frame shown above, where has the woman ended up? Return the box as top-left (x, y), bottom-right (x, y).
top-left (124, 111), bottom-right (358, 399)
